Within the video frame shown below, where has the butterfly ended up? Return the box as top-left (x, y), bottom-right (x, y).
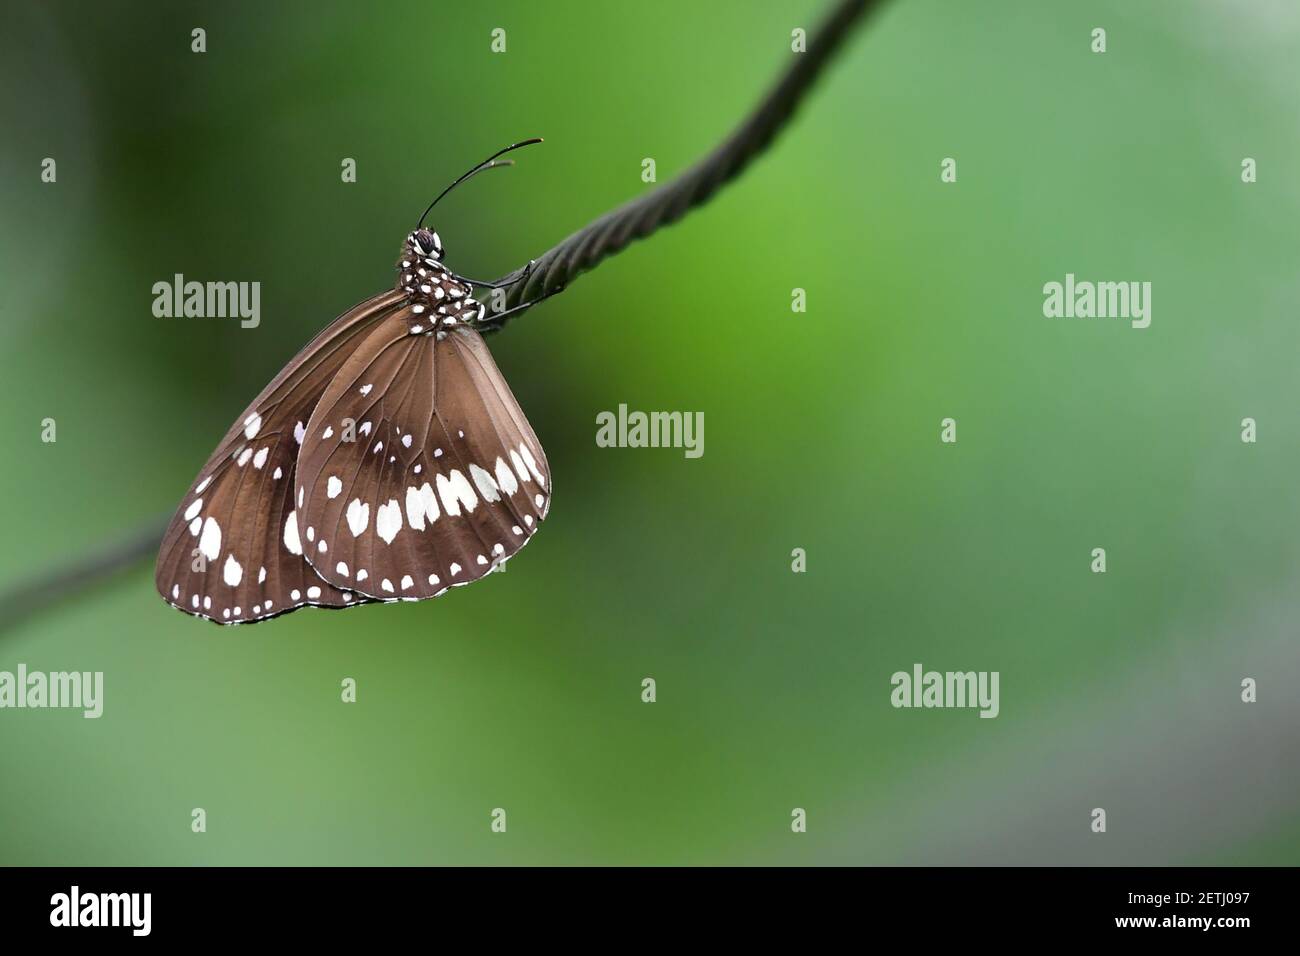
top-left (155, 141), bottom-right (553, 625)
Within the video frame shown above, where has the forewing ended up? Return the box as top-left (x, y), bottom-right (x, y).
top-left (154, 291), bottom-right (405, 624)
top-left (296, 314), bottom-right (550, 601)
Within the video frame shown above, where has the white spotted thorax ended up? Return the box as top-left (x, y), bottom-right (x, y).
top-left (398, 227), bottom-right (486, 336)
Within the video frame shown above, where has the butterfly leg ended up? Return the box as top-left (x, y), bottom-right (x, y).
top-left (453, 259), bottom-right (534, 290)
top-left (476, 280), bottom-right (563, 330)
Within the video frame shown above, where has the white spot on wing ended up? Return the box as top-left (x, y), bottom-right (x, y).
top-left (199, 517), bottom-right (222, 561)
top-left (470, 464), bottom-right (501, 502)
top-left (194, 475), bottom-right (212, 494)
top-left (243, 412), bottom-right (262, 439)
top-left (252, 447), bottom-right (269, 470)
top-left (184, 498), bottom-right (203, 521)
top-left (223, 553), bottom-right (243, 586)
top-left (405, 485), bottom-right (426, 531)
top-left (418, 482), bottom-right (439, 524)
top-left (294, 420), bottom-right (306, 444)
top-left (437, 469), bottom-right (477, 515)
top-left (495, 457), bottom-right (519, 496)
top-left (326, 476), bottom-right (342, 499)
top-left (519, 444), bottom-right (545, 487)
top-left (346, 498), bottom-right (370, 537)
top-left (400, 574), bottom-right (414, 590)
top-left (511, 449), bottom-right (530, 484)
top-left (283, 511), bottom-right (302, 555)
top-left (307, 586), bottom-right (321, 599)
top-left (237, 447), bottom-right (253, 467)
top-left (337, 561), bottom-right (349, 577)
top-left (359, 383), bottom-right (373, 396)
top-left (376, 499), bottom-right (402, 544)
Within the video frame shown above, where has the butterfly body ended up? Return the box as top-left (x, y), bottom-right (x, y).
top-left (397, 227), bottom-right (485, 331)
top-left (155, 221), bottom-right (550, 626)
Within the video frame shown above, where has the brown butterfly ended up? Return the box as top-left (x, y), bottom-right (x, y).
top-left (155, 141), bottom-right (552, 625)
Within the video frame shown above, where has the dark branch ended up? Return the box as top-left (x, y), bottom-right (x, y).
top-left (0, 516), bottom-right (171, 635)
top-left (0, 0), bottom-right (886, 635)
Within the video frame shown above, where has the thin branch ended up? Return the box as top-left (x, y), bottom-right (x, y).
top-left (0, 0), bottom-right (885, 635)
top-left (0, 516), bottom-right (171, 635)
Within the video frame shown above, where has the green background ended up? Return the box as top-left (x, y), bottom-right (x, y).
top-left (2, 0), bottom-right (1297, 865)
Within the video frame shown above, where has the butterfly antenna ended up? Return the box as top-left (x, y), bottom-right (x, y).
top-left (417, 138), bottom-right (544, 228)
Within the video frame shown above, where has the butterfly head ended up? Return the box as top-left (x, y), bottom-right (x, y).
top-left (397, 229), bottom-right (450, 296)
top-left (409, 228), bottom-right (443, 261)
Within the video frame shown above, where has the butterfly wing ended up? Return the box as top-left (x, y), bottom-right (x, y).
top-left (154, 290), bottom-right (405, 624)
top-left (294, 311), bottom-right (550, 601)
